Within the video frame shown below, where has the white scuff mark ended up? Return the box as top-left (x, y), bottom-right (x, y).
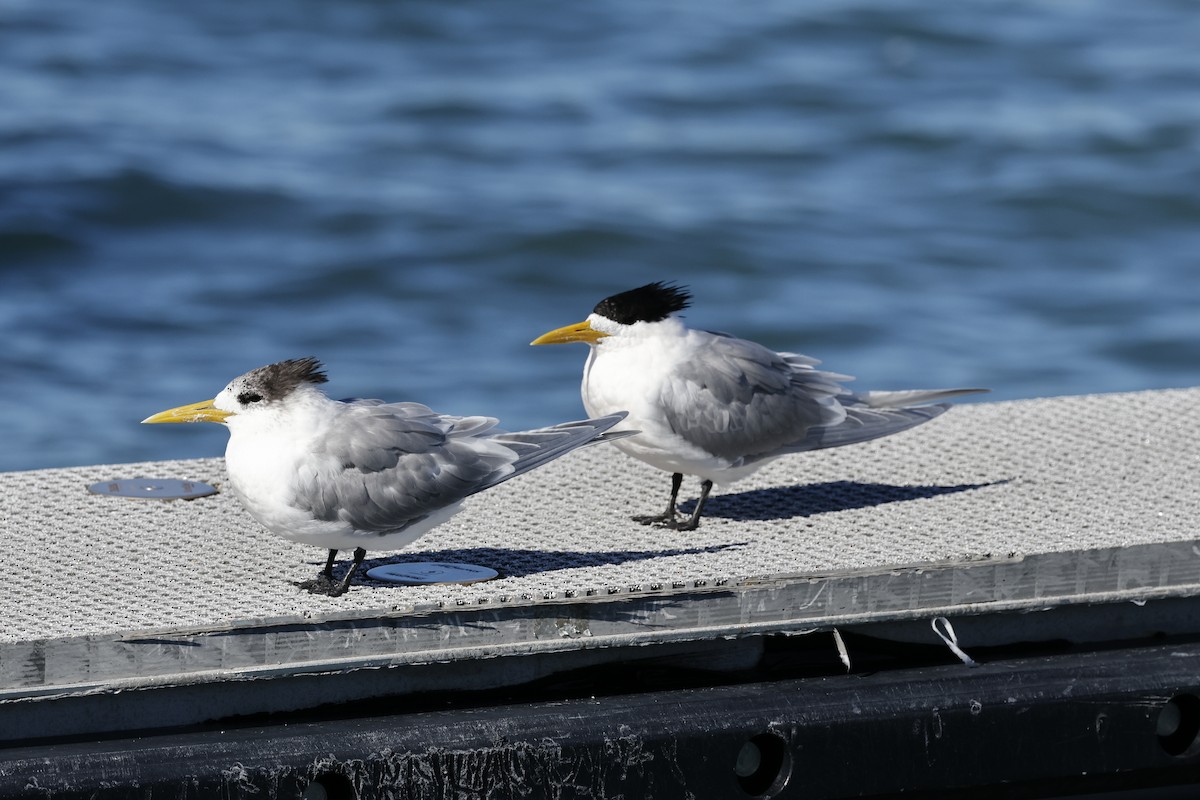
top-left (557, 619), bottom-right (592, 639)
top-left (795, 581), bottom-right (828, 611)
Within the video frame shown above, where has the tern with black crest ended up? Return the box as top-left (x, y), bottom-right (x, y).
top-left (533, 282), bottom-right (985, 531)
top-left (143, 357), bottom-right (630, 596)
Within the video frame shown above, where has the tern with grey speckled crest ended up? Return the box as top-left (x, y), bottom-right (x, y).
top-left (533, 282), bottom-right (986, 531)
top-left (144, 357), bottom-right (632, 596)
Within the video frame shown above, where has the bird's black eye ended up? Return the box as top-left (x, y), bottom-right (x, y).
top-left (238, 391), bottom-right (263, 405)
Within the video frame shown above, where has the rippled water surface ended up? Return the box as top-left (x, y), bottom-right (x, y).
top-left (2, 0), bottom-right (1198, 471)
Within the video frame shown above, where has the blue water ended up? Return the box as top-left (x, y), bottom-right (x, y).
top-left (2, 0), bottom-right (1198, 472)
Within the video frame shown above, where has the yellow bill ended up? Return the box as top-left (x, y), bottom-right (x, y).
top-left (530, 320), bottom-right (609, 346)
top-left (142, 399), bottom-right (233, 425)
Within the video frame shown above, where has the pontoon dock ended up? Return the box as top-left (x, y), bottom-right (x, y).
top-left (3, 389), bottom-right (1199, 798)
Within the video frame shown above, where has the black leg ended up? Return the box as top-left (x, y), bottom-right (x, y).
top-left (672, 479), bottom-right (712, 531)
top-left (300, 547), bottom-right (364, 596)
top-left (328, 548), bottom-right (367, 597)
top-left (633, 472), bottom-right (684, 526)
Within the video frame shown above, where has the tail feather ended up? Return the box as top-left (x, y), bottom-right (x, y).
top-left (857, 388), bottom-right (989, 408)
top-left (743, 389), bottom-right (978, 465)
top-left (798, 403), bottom-right (951, 451)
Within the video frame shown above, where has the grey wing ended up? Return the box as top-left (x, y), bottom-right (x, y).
top-left (661, 331), bottom-right (853, 462)
top-left (477, 412), bottom-right (629, 494)
top-left (293, 401), bottom-right (518, 533)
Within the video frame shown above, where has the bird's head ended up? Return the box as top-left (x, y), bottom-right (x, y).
top-left (531, 282), bottom-right (692, 347)
top-left (142, 357), bottom-right (329, 425)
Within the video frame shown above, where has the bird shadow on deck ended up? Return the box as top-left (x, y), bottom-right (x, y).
top-left (323, 481), bottom-right (1006, 587)
top-left (679, 479), bottom-right (1009, 522)
top-left (349, 543), bottom-right (749, 583)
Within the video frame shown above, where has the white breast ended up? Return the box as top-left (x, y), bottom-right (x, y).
top-left (223, 402), bottom-right (355, 545)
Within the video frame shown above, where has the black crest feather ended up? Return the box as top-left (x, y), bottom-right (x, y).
top-left (245, 357), bottom-right (329, 401)
top-left (593, 282), bottom-right (691, 325)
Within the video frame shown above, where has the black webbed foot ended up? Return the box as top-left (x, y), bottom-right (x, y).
top-left (630, 512), bottom-right (703, 531)
top-left (634, 473), bottom-right (686, 527)
top-left (632, 511), bottom-right (680, 526)
top-left (297, 547), bottom-right (366, 597)
top-left (297, 574), bottom-right (349, 596)
top-left (634, 477), bottom-right (710, 532)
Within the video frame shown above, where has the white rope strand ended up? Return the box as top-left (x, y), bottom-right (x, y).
top-left (932, 616), bottom-right (978, 667)
top-left (832, 627), bottom-right (851, 672)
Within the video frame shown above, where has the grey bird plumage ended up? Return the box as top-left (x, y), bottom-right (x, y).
top-left (533, 282), bottom-right (987, 530)
top-left (144, 357), bottom-right (631, 596)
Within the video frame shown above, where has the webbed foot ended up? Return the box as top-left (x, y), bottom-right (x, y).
top-left (298, 574), bottom-right (350, 597)
top-left (632, 511), bottom-right (680, 526)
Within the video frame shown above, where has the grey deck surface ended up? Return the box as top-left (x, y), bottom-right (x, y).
top-left (3, 388), bottom-right (1199, 737)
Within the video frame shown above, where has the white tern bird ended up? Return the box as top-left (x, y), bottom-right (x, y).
top-left (532, 282), bottom-right (986, 531)
top-left (144, 357), bottom-right (631, 596)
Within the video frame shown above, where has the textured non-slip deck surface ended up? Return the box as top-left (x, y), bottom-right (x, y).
top-left (2, 388), bottom-right (1198, 645)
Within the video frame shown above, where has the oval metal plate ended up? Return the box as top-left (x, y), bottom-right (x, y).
top-left (88, 478), bottom-right (219, 500)
top-left (366, 562), bottom-right (499, 585)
